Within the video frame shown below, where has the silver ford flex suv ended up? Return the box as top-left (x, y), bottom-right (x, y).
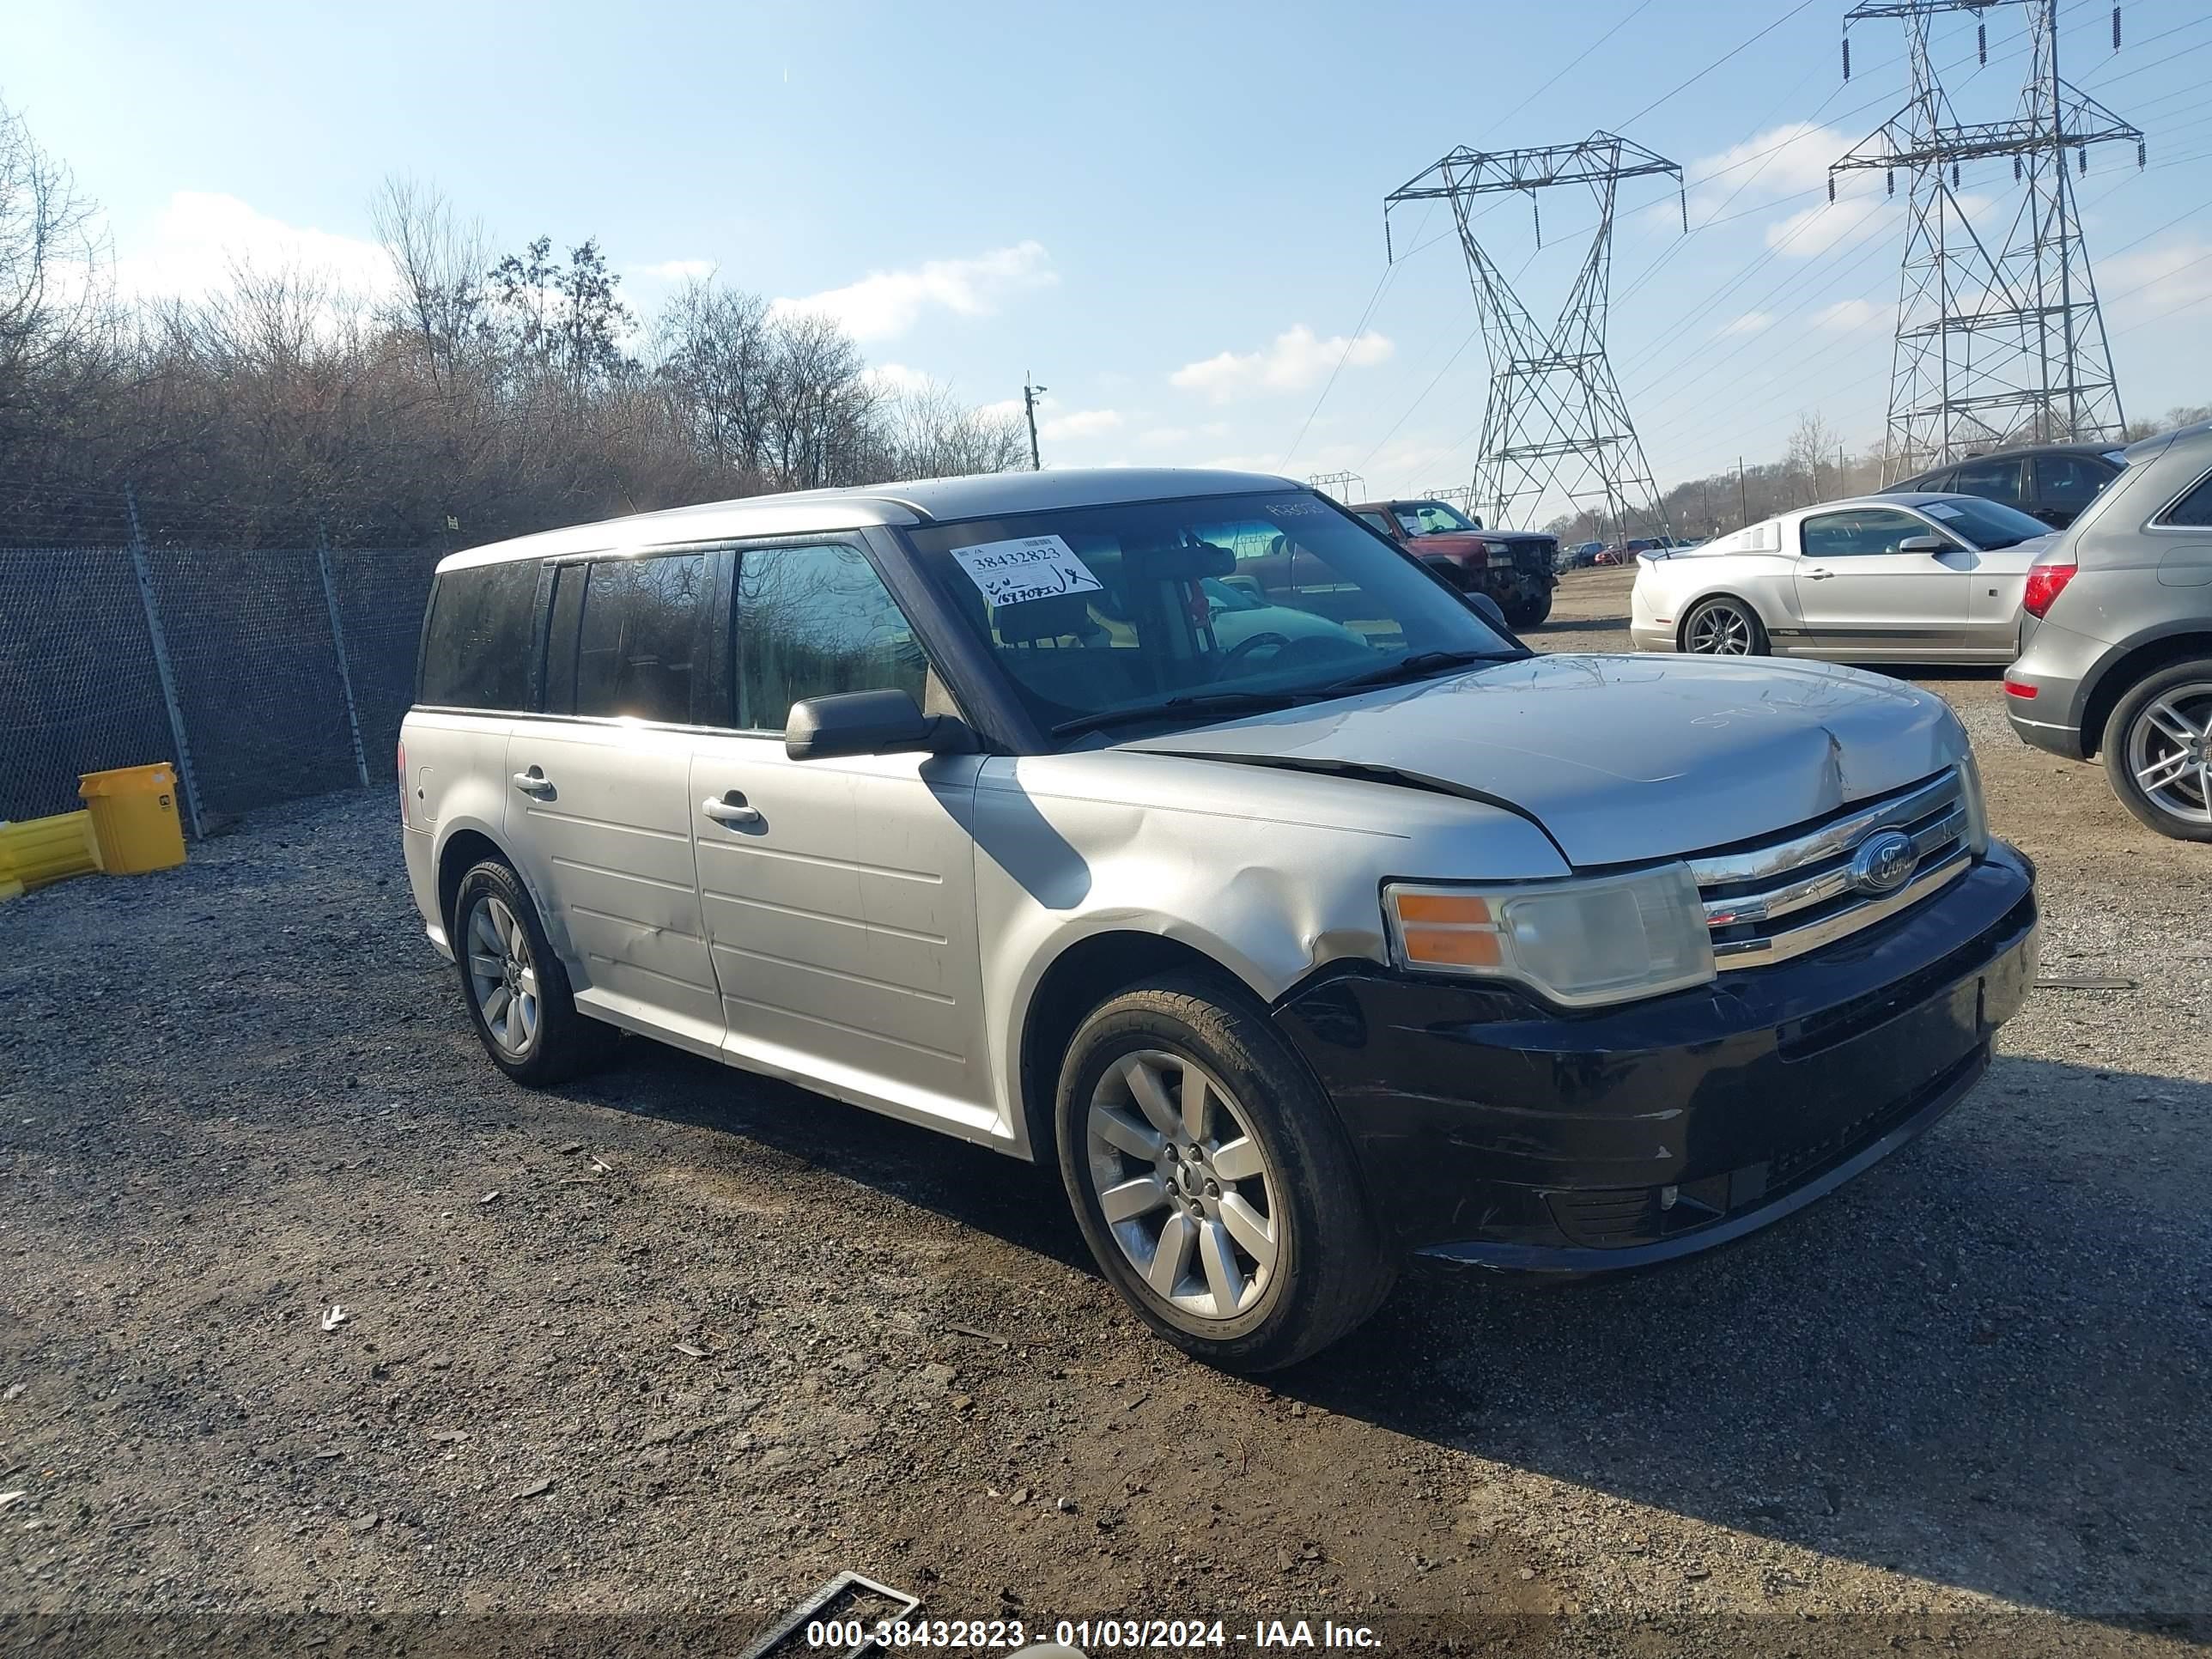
top-left (400, 468), bottom-right (2039, 1371)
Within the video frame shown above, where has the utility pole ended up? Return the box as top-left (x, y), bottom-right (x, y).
top-left (1833, 0), bottom-right (2143, 475)
top-left (1737, 457), bottom-right (1748, 528)
top-left (1386, 132), bottom-right (1685, 538)
top-left (1023, 374), bottom-right (1047, 471)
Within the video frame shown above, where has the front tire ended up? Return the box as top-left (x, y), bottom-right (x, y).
top-left (2101, 660), bottom-right (2212, 842)
top-left (1507, 590), bottom-right (1553, 629)
top-left (1054, 975), bottom-right (1396, 1372)
top-left (452, 859), bottom-right (620, 1085)
top-left (1681, 594), bottom-right (1768, 656)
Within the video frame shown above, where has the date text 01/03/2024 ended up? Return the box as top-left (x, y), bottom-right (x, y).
top-left (802, 1617), bottom-right (1383, 1650)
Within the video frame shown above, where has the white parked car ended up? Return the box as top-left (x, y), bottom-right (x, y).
top-left (1630, 493), bottom-right (2056, 664)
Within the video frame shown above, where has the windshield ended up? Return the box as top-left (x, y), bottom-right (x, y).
top-left (1919, 495), bottom-right (2051, 550)
top-left (1391, 501), bottom-right (1478, 537)
top-left (902, 491), bottom-right (1519, 742)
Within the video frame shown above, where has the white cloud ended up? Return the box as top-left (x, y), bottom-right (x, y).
top-left (861, 361), bottom-right (933, 394)
top-left (1688, 122), bottom-right (1852, 215)
top-left (112, 191), bottom-right (392, 300)
top-left (2101, 240), bottom-right (2212, 320)
top-left (629, 258), bottom-right (714, 283)
top-left (1170, 325), bottom-right (1395, 404)
top-left (1039, 407), bottom-right (1122, 441)
top-left (1814, 298), bottom-right (1885, 331)
top-left (1765, 193), bottom-right (1893, 257)
top-left (1720, 310), bottom-right (1777, 337)
top-left (979, 397), bottom-right (1026, 422)
top-left (770, 240), bottom-right (1054, 342)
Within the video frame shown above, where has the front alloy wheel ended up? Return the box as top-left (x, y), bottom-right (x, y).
top-left (1086, 1050), bottom-right (1279, 1320)
top-left (1055, 975), bottom-right (1397, 1372)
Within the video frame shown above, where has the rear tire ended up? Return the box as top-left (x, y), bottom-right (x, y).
top-left (2101, 659), bottom-right (2212, 842)
top-left (452, 859), bottom-right (621, 1085)
top-left (1054, 974), bottom-right (1397, 1373)
top-left (1681, 594), bottom-right (1769, 656)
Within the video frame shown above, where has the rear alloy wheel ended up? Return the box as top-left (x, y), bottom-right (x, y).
top-left (2104, 662), bottom-right (2212, 842)
top-left (1682, 595), bottom-right (1768, 656)
top-left (1056, 975), bottom-right (1395, 1372)
top-left (452, 859), bottom-right (621, 1085)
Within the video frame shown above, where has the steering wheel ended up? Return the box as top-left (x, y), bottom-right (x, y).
top-left (1218, 630), bottom-right (1291, 668)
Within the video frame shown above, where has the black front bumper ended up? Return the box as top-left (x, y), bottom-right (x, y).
top-left (1273, 842), bottom-right (2039, 1272)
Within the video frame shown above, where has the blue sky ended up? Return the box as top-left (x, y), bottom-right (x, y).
top-left (9, 0), bottom-right (2211, 521)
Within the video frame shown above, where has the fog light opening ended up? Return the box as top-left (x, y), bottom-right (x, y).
top-left (1659, 1183), bottom-right (1680, 1211)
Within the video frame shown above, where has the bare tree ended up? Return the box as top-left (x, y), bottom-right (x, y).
top-left (370, 176), bottom-right (489, 392)
top-left (0, 98), bottom-right (117, 472)
top-left (1784, 410), bottom-right (1844, 506)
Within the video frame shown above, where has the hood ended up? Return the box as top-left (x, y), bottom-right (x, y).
top-left (1120, 653), bottom-right (1962, 867)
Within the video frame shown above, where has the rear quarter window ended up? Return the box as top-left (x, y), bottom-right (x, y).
top-left (2155, 470), bottom-right (2212, 528)
top-left (418, 559), bottom-right (543, 710)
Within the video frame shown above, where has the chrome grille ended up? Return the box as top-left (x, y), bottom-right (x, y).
top-left (1690, 769), bottom-right (1972, 969)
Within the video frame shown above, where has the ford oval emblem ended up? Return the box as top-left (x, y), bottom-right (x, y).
top-left (1848, 829), bottom-right (1919, 896)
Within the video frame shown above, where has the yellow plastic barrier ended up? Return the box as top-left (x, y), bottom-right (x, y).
top-left (78, 763), bottom-right (187, 875)
top-left (0, 809), bottom-right (102, 892)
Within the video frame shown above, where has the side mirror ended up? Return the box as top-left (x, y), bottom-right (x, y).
top-left (1464, 590), bottom-right (1513, 635)
top-left (785, 690), bottom-right (967, 762)
top-left (1898, 533), bottom-right (1949, 553)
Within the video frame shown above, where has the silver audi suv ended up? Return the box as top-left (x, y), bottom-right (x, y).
top-left (400, 468), bottom-right (2039, 1370)
top-left (2005, 421), bottom-right (2212, 840)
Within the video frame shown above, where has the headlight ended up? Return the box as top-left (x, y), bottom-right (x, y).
top-left (1957, 751), bottom-right (1990, 855)
top-left (1384, 865), bottom-right (1716, 1008)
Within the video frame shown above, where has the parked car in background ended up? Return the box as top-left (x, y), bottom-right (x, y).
top-left (1348, 497), bottom-right (1559, 627)
top-left (2004, 422), bottom-right (2212, 840)
top-left (1887, 442), bottom-right (2126, 531)
top-left (1629, 493), bottom-right (2055, 663)
top-left (1565, 540), bottom-right (1607, 569)
top-left (400, 466), bottom-right (2037, 1370)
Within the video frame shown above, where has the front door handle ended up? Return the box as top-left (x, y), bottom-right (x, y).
top-left (1803, 568), bottom-right (1835, 580)
top-left (512, 768), bottom-right (555, 797)
top-left (702, 793), bottom-right (762, 828)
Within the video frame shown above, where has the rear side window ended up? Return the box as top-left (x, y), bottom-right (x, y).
top-left (733, 543), bottom-right (927, 732)
top-left (1356, 511), bottom-right (1395, 535)
top-left (2035, 453), bottom-right (2117, 513)
top-left (418, 560), bottom-right (543, 710)
top-left (2157, 470), bottom-right (2212, 528)
top-left (569, 553), bottom-right (708, 724)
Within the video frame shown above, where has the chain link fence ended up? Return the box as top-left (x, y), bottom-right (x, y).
top-left (1, 534), bottom-right (440, 832)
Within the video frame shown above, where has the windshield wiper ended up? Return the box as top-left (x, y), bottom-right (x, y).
top-left (1323, 647), bottom-right (1520, 692)
top-left (1048, 688), bottom-right (1314, 739)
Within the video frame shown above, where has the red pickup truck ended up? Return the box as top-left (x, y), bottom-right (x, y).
top-left (1347, 498), bottom-right (1559, 628)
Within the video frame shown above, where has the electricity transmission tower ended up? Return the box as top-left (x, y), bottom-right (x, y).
top-left (1308, 471), bottom-right (1366, 500)
top-left (1387, 133), bottom-right (1682, 538)
top-left (1833, 0), bottom-right (2144, 474)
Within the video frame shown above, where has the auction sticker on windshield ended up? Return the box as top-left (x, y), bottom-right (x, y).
top-left (950, 535), bottom-right (1104, 606)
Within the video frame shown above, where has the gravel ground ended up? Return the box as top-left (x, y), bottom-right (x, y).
top-left (3, 565), bottom-right (2208, 1656)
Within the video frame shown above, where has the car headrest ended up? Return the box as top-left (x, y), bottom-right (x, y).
top-left (1122, 538), bottom-right (1236, 580)
top-left (996, 590), bottom-right (1099, 644)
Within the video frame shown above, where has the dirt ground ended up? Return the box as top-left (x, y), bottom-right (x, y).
top-left (3, 565), bottom-right (2209, 1656)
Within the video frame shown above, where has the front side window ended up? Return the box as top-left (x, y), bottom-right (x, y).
top-left (902, 491), bottom-right (1517, 742)
top-left (1392, 501), bottom-right (1477, 537)
top-left (734, 543), bottom-right (927, 732)
top-left (566, 552), bottom-right (706, 724)
top-left (1801, 507), bottom-right (1933, 557)
top-left (1948, 457), bottom-right (2027, 507)
top-left (418, 559), bottom-right (543, 711)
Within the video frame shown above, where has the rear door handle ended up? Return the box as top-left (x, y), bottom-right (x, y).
top-left (512, 769), bottom-right (555, 797)
top-left (702, 793), bottom-right (762, 828)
